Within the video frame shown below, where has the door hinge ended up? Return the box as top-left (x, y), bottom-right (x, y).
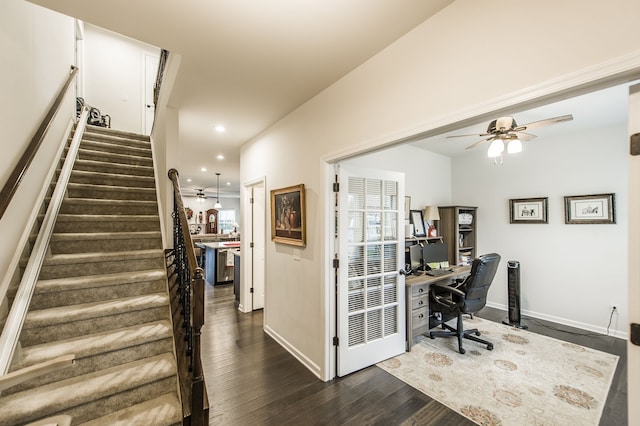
top-left (332, 258), bottom-right (339, 268)
top-left (250, 242), bottom-right (254, 248)
top-left (250, 287), bottom-right (254, 293)
top-left (250, 197), bottom-right (254, 203)
top-left (333, 336), bottom-right (339, 346)
top-left (333, 182), bottom-right (339, 192)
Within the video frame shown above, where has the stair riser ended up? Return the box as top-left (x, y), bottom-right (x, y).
top-left (76, 149), bottom-right (153, 167)
top-left (5, 339), bottom-right (173, 394)
top-left (81, 141), bottom-right (151, 159)
top-left (37, 257), bottom-right (165, 280)
top-left (73, 161), bottom-right (154, 177)
top-left (2, 376), bottom-right (176, 426)
top-left (70, 172), bottom-right (156, 188)
top-left (84, 127), bottom-right (150, 142)
top-left (54, 220), bottom-right (160, 233)
top-left (49, 236), bottom-right (162, 254)
top-left (21, 307), bottom-right (170, 346)
top-left (65, 377), bottom-right (176, 425)
top-left (66, 185), bottom-right (157, 201)
top-left (58, 201), bottom-right (158, 216)
top-left (28, 280), bottom-right (166, 309)
top-left (82, 132), bottom-right (151, 148)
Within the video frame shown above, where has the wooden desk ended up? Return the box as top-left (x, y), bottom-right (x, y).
top-left (405, 265), bottom-right (471, 351)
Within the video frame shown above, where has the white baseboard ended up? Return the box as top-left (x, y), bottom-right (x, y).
top-left (485, 302), bottom-right (628, 340)
top-left (264, 324), bottom-right (323, 380)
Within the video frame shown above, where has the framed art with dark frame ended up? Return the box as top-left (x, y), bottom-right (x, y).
top-left (564, 193), bottom-right (616, 224)
top-left (509, 197), bottom-right (548, 224)
top-left (409, 209), bottom-right (426, 237)
top-left (270, 184), bottom-right (306, 246)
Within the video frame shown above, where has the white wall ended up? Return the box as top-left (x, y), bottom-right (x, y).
top-left (452, 124), bottom-right (628, 337)
top-left (83, 24), bottom-right (159, 134)
top-left (344, 144), bottom-right (452, 210)
top-left (241, 0), bottom-right (640, 379)
top-left (0, 0), bottom-right (75, 280)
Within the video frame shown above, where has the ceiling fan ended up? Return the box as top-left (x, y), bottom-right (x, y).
top-left (447, 114), bottom-right (573, 161)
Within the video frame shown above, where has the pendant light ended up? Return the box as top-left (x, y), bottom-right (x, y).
top-left (214, 172), bottom-right (222, 209)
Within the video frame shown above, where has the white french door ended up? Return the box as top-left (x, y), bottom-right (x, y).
top-left (336, 165), bottom-right (405, 377)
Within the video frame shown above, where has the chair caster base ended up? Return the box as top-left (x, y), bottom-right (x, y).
top-left (487, 344), bottom-right (494, 350)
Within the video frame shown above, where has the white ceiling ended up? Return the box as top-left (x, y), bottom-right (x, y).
top-left (28, 0), bottom-right (455, 197)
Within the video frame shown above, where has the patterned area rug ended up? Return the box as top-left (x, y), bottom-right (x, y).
top-left (377, 317), bottom-right (618, 426)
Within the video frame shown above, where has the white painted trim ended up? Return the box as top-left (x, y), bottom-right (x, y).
top-left (321, 50), bottom-right (640, 380)
top-left (264, 324), bottom-right (323, 380)
top-left (322, 162), bottom-right (336, 381)
top-left (0, 118), bottom-right (74, 313)
top-left (0, 112), bottom-right (88, 375)
top-left (486, 302), bottom-right (628, 340)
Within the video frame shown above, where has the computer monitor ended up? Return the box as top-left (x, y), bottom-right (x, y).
top-left (409, 244), bottom-right (422, 271)
top-left (422, 243), bottom-right (449, 270)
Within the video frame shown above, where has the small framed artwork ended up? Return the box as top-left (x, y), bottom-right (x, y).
top-left (564, 193), bottom-right (616, 224)
top-left (509, 197), bottom-right (548, 224)
top-left (404, 196), bottom-right (411, 220)
top-left (271, 184), bottom-right (306, 246)
top-left (410, 209), bottom-right (426, 237)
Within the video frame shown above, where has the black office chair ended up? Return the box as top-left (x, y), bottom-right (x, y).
top-left (429, 253), bottom-right (501, 354)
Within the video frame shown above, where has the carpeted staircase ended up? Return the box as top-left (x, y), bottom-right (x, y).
top-left (0, 125), bottom-right (182, 425)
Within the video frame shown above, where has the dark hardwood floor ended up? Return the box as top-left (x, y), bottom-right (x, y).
top-left (201, 284), bottom-right (626, 425)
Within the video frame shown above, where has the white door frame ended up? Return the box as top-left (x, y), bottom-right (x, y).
top-left (322, 56), bottom-right (640, 382)
top-left (242, 177), bottom-right (266, 313)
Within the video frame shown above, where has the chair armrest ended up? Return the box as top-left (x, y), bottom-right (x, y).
top-left (430, 282), bottom-right (465, 310)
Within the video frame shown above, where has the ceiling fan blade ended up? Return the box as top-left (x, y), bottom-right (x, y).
top-left (465, 136), bottom-right (495, 150)
top-left (516, 114), bottom-right (573, 131)
top-left (512, 132), bottom-right (537, 141)
top-left (446, 132), bottom-right (491, 139)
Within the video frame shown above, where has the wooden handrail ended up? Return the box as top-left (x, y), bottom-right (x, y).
top-left (168, 168), bottom-right (202, 276)
top-left (0, 354), bottom-right (75, 391)
top-left (0, 65), bottom-right (78, 220)
top-left (167, 168), bottom-right (208, 424)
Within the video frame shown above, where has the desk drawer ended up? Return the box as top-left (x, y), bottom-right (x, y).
top-left (412, 308), bottom-right (429, 329)
top-left (411, 283), bottom-right (428, 298)
top-left (412, 295), bottom-right (428, 311)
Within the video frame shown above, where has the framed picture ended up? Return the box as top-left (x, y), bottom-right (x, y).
top-left (564, 193), bottom-right (616, 224)
top-left (271, 184), bottom-right (306, 246)
top-left (404, 196), bottom-right (411, 220)
top-left (409, 209), bottom-right (426, 237)
top-left (509, 197), bottom-right (548, 224)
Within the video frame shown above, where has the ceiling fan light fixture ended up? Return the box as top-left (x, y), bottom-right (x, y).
top-left (507, 138), bottom-right (522, 154)
top-left (214, 172), bottom-right (222, 209)
top-left (487, 138), bottom-right (504, 157)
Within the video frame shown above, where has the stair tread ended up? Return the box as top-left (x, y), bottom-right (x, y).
top-left (52, 198), bottom-right (157, 206)
top-left (55, 214), bottom-right (158, 221)
top-left (66, 182), bottom-right (156, 192)
top-left (36, 269), bottom-right (166, 293)
top-left (71, 170), bottom-right (155, 181)
top-left (76, 148), bottom-right (153, 164)
top-left (24, 293), bottom-right (170, 328)
top-left (0, 353), bottom-right (176, 425)
top-left (17, 321), bottom-right (173, 369)
top-left (79, 393), bottom-right (181, 426)
top-left (39, 249), bottom-right (163, 265)
top-left (50, 231), bottom-right (161, 241)
top-left (73, 158), bottom-right (153, 171)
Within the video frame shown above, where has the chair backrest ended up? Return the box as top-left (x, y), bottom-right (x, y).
top-left (460, 253), bottom-right (501, 313)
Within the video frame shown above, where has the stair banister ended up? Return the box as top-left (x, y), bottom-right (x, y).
top-left (0, 65), bottom-right (78, 220)
top-left (0, 107), bottom-right (89, 375)
top-left (167, 168), bottom-right (208, 425)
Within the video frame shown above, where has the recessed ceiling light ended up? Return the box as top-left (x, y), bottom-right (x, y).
top-left (186, 178), bottom-right (192, 182)
top-left (226, 182), bottom-right (231, 185)
top-left (200, 167), bottom-right (207, 172)
top-left (217, 154), bottom-right (224, 160)
top-left (215, 125), bottom-right (225, 133)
